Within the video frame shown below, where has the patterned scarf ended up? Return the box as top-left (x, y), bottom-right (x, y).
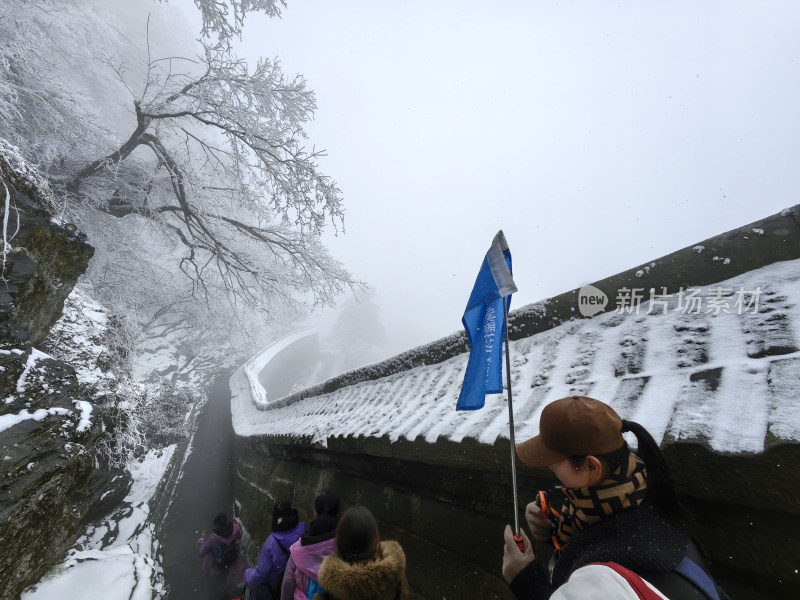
top-left (555, 452), bottom-right (648, 548)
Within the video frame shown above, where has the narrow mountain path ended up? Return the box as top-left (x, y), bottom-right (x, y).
top-left (161, 374), bottom-right (236, 598)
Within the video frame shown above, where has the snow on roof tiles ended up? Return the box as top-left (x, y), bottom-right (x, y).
top-left (232, 258), bottom-right (800, 455)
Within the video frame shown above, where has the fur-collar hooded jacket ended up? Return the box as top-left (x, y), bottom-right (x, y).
top-left (313, 540), bottom-right (411, 600)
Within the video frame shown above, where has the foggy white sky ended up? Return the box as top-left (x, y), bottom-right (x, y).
top-left (125, 1), bottom-right (800, 360)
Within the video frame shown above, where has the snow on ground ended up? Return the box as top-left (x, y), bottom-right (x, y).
top-left (232, 259), bottom-right (800, 454)
top-left (0, 344), bottom-right (95, 435)
top-left (21, 446), bottom-right (175, 600)
top-left (0, 405), bottom-right (72, 433)
top-left (44, 286), bottom-right (113, 395)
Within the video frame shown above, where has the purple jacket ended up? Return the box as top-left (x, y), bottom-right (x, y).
top-left (245, 521), bottom-right (306, 600)
top-left (281, 535), bottom-right (337, 600)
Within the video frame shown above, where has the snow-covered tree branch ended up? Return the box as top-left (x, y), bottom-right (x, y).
top-left (176, 0), bottom-right (286, 42)
top-left (58, 39), bottom-right (352, 307)
top-left (1, 0), bottom-right (358, 368)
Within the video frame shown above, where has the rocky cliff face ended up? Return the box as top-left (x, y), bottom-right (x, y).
top-left (0, 141), bottom-right (128, 600)
top-left (0, 142), bottom-right (93, 346)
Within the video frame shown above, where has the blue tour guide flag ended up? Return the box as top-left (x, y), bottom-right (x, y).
top-left (457, 230), bottom-right (517, 411)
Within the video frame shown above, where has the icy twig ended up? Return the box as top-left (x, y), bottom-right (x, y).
top-left (1, 178), bottom-right (21, 280)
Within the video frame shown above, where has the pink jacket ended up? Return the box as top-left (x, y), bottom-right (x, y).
top-left (197, 521), bottom-right (245, 576)
top-left (281, 536), bottom-right (336, 600)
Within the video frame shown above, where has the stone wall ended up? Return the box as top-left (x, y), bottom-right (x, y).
top-left (235, 433), bottom-right (550, 600)
top-left (235, 433), bottom-right (799, 599)
top-left (263, 206), bottom-right (800, 409)
top-left (233, 205), bottom-right (800, 600)
top-left (257, 331), bottom-right (319, 400)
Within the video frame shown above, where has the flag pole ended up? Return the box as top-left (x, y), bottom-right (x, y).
top-left (503, 296), bottom-right (524, 550)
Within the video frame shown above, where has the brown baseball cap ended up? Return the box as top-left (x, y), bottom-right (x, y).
top-left (516, 396), bottom-right (624, 468)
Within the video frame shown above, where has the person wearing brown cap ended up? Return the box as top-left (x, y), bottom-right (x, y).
top-left (501, 396), bottom-right (730, 600)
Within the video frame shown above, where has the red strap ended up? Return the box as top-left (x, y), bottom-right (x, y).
top-left (590, 562), bottom-right (663, 600)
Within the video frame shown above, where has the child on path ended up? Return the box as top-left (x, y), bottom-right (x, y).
top-left (198, 512), bottom-right (247, 600)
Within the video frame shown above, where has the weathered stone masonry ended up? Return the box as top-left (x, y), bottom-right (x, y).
top-left (234, 205), bottom-right (800, 600)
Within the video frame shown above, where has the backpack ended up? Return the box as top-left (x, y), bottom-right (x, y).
top-left (595, 562), bottom-right (667, 600)
top-left (672, 556), bottom-right (732, 600)
top-left (305, 579), bottom-right (324, 600)
top-left (213, 537), bottom-right (239, 570)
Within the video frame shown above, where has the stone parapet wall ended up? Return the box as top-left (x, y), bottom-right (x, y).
top-left (233, 205), bottom-right (800, 600)
top-left (235, 433), bottom-right (549, 600)
top-left (265, 205), bottom-right (800, 407)
top-left (235, 434), bottom-right (799, 599)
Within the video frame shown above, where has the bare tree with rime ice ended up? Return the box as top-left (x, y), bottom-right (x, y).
top-left (61, 36), bottom-right (352, 310)
top-left (180, 0), bottom-right (287, 41)
top-left (1, 0), bottom-right (359, 367)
